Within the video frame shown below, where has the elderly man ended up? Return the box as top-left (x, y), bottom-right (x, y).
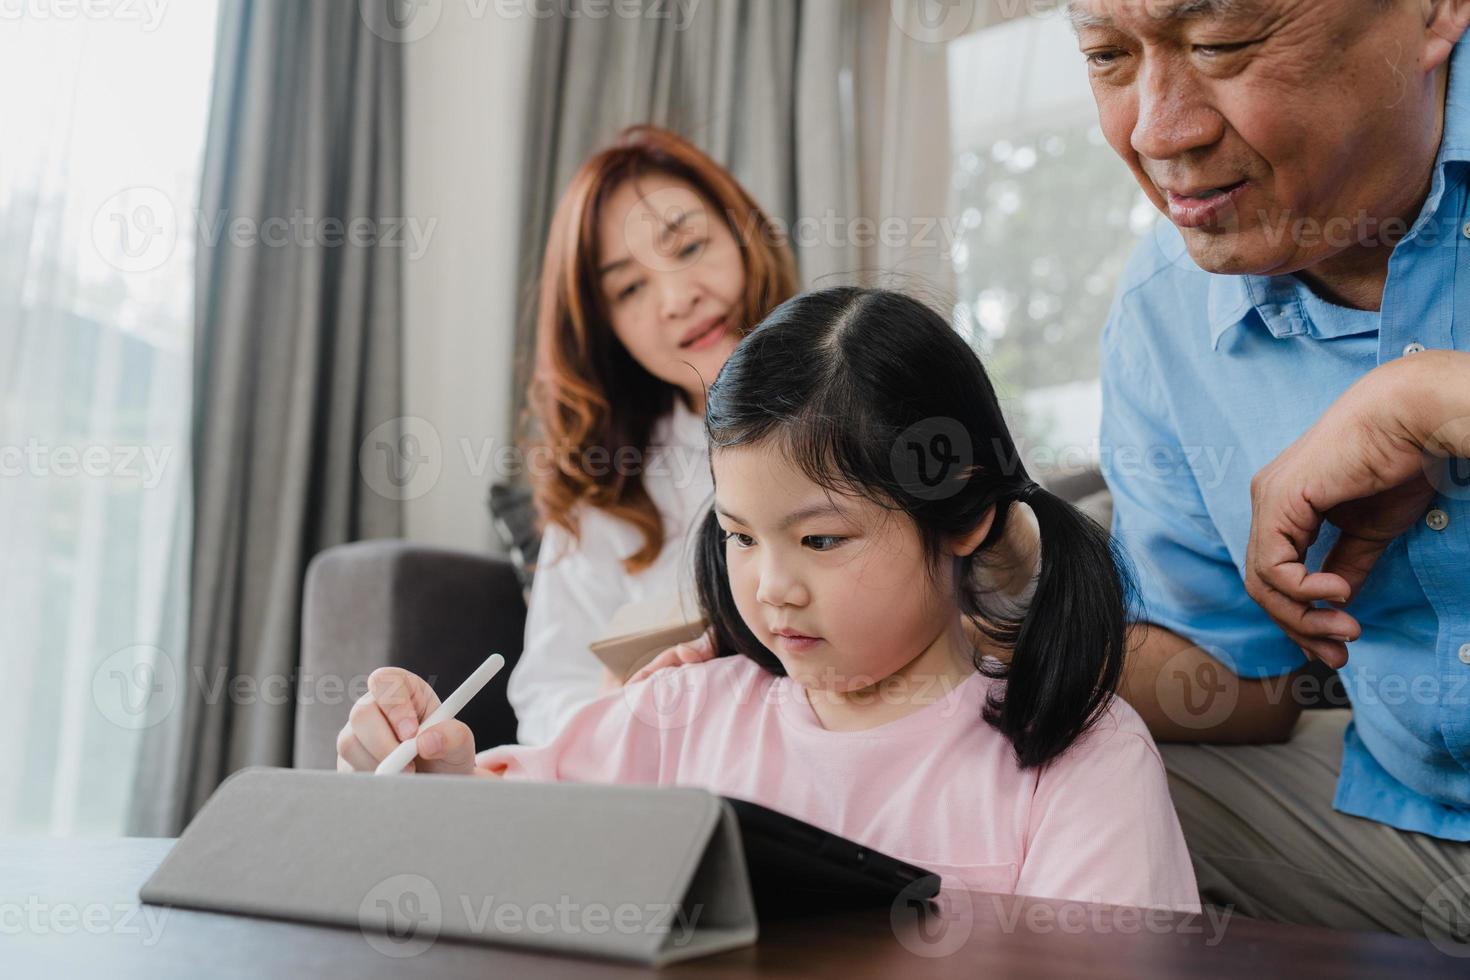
top-left (1076, 0), bottom-right (1470, 936)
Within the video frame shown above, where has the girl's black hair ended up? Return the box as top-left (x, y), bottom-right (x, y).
top-left (693, 287), bottom-right (1133, 769)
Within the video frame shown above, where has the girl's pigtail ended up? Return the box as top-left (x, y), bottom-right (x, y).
top-left (985, 484), bottom-right (1131, 768)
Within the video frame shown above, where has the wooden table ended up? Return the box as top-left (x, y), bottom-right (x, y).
top-left (3, 838), bottom-right (1463, 978)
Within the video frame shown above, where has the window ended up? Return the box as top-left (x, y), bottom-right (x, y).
top-left (946, 12), bottom-right (1156, 467)
top-left (0, 3), bottom-right (219, 834)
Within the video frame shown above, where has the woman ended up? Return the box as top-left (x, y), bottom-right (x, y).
top-left (508, 125), bottom-right (798, 744)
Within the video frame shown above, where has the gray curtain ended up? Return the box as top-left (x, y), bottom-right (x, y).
top-left (128, 0), bottom-right (404, 835)
top-left (510, 0), bottom-right (861, 418)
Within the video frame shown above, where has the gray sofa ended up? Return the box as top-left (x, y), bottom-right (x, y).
top-left (294, 540), bottom-right (528, 769)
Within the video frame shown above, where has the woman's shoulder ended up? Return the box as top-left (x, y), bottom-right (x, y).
top-left (641, 405), bottom-right (712, 516)
top-left (550, 403), bottom-right (708, 523)
top-left (536, 502), bottom-right (639, 568)
top-left (537, 494), bottom-right (703, 582)
top-left (649, 396), bottom-right (707, 451)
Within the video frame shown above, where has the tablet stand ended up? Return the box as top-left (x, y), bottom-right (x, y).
top-left (139, 767), bottom-right (758, 965)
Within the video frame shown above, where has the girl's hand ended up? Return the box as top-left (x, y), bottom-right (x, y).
top-left (335, 667), bottom-right (477, 775)
top-left (626, 628), bottom-right (715, 684)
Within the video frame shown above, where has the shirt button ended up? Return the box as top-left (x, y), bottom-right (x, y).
top-left (1462, 221), bottom-right (1470, 240)
top-left (1427, 509), bottom-right (1450, 531)
top-left (1460, 644), bottom-right (1470, 665)
top-left (1404, 342), bottom-right (1427, 356)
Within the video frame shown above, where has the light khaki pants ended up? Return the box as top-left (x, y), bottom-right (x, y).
top-left (1160, 709), bottom-right (1470, 944)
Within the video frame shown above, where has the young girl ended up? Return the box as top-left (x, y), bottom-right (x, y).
top-left (339, 288), bottom-right (1199, 911)
top-left (509, 126), bottom-right (797, 743)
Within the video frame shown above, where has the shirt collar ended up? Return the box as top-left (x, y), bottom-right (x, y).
top-left (1440, 30), bottom-right (1470, 166)
top-left (1207, 272), bottom-right (1309, 349)
top-left (1208, 33), bottom-right (1469, 350)
top-left (1207, 271), bottom-right (1379, 349)
top-left (1207, 273), bottom-right (1256, 349)
top-left (1402, 30), bottom-right (1470, 245)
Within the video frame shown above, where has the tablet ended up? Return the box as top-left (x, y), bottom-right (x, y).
top-left (722, 796), bottom-right (941, 918)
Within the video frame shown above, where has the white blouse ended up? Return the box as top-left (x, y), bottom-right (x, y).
top-left (507, 399), bottom-right (713, 744)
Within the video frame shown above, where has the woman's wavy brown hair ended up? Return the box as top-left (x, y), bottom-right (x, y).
top-left (523, 125), bottom-right (798, 574)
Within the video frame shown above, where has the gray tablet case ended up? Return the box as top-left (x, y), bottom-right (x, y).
top-left (139, 767), bottom-right (758, 966)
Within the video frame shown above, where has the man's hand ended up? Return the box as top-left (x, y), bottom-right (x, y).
top-left (1245, 351), bottom-right (1469, 668)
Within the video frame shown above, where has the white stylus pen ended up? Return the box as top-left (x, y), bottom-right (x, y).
top-left (374, 653), bottom-right (506, 775)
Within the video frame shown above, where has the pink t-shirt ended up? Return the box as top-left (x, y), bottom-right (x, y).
top-left (476, 655), bottom-right (1199, 912)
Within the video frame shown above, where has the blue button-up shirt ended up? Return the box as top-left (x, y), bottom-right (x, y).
top-left (1100, 37), bottom-right (1470, 839)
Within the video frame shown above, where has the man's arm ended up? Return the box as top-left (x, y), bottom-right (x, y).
top-left (1098, 287), bottom-right (1315, 743)
top-left (1119, 622), bottom-right (1303, 744)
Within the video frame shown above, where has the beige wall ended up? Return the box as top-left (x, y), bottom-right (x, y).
top-left (401, 8), bottom-right (535, 553)
top-left (397, 3), bottom-right (972, 551)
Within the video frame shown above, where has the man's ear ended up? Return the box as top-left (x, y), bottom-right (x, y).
top-left (950, 505), bottom-right (996, 559)
top-left (1422, 0), bottom-right (1470, 73)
